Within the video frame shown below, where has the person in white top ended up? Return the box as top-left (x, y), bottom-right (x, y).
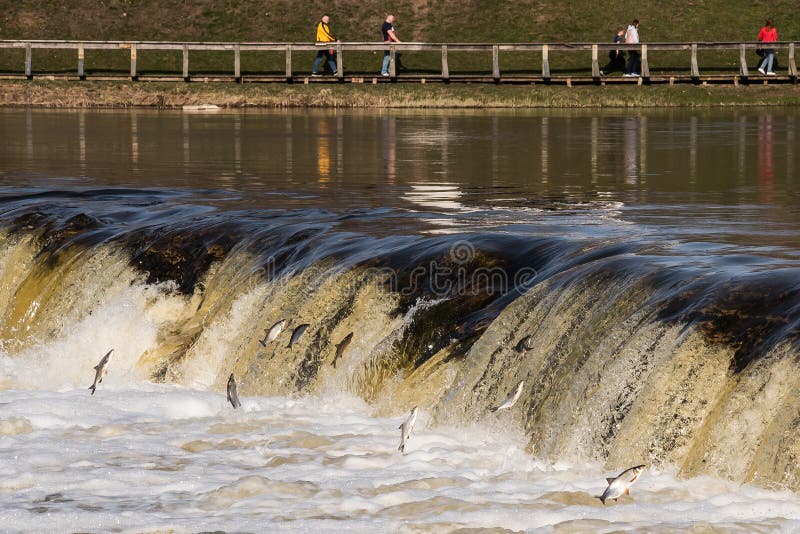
top-left (624, 19), bottom-right (641, 77)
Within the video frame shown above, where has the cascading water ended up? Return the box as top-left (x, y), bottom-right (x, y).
top-left (1, 187), bottom-right (799, 493)
top-left (2, 109), bottom-right (800, 531)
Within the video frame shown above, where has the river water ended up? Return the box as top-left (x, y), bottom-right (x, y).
top-left (0, 109), bottom-right (799, 532)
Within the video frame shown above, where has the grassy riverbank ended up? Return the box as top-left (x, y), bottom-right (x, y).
top-left (1, 80), bottom-right (799, 108)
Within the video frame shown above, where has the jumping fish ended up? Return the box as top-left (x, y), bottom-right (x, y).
top-left (398, 406), bottom-right (418, 453)
top-left (226, 373), bottom-right (241, 409)
top-left (88, 349), bottom-right (113, 395)
top-left (331, 332), bottom-right (353, 368)
top-left (488, 380), bottom-right (524, 412)
top-left (287, 323), bottom-right (310, 349)
top-left (259, 319), bottom-right (287, 347)
top-left (515, 335), bottom-right (535, 352)
top-left (599, 464), bottom-right (646, 504)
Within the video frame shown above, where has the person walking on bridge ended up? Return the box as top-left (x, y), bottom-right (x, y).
top-left (601, 27), bottom-right (627, 76)
top-left (756, 19), bottom-right (778, 75)
top-left (381, 15), bottom-right (401, 77)
top-left (624, 19), bottom-right (641, 77)
top-left (312, 15), bottom-right (338, 76)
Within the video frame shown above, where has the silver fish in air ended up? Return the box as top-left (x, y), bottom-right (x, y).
top-left (599, 464), bottom-right (646, 504)
top-left (88, 349), bottom-right (113, 395)
top-left (398, 406), bottom-right (418, 453)
top-left (259, 319), bottom-right (287, 347)
top-left (227, 373), bottom-right (241, 409)
top-left (488, 381), bottom-right (524, 412)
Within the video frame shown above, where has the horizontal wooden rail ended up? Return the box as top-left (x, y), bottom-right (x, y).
top-left (1, 40), bottom-right (797, 85)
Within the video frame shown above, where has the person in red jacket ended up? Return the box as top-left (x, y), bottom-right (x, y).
top-left (757, 19), bottom-right (778, 75)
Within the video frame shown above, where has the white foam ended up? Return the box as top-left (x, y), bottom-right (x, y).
top-left (1, 384), bottom-right (800, 531)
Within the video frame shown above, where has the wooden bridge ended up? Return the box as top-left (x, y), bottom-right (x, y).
top-left (0, 40), bottom-right (797, 85)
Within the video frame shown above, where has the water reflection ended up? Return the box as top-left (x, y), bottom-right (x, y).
top-left (131, 112), bottom-right (139, 172)
top-left (689, 115), bottom-right (697, 184)
top-left (758, 114), bottom-right (775, 202)
top-left (381, 115), bottom-right (397, 184)
top-left (25, 110), bottom-right (32, 160)
top-left (624, 117), bottom-right (639, 185)
top-left (590, 117), bottom-right (599, 184)
top-left (182, 114), bottom-right (190, 168)
top-left (738, 115), bottom-right (747, 181)
top-left (540, 117), bottom-right (549, 183)
top-left (316, 117), bottom-right (331, 183)
top-left (786, 116), bottom-right (794, 181)
top-left (234, 114), bottom-right (242, 177)
top-left (5, 109), bottom-right (799, 213)
top-left (79, 111), bottom-right (86, 177)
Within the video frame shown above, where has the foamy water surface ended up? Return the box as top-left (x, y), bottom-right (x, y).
top-left (2, 379), bottom-right (800, 533)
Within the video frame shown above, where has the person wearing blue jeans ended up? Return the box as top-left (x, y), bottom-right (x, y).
top-left (381, 15), bottom-right (401, 76)
top-left (312, 15), bottom-right (338, 76)
top-left (757, 19), bottom-right (778, 75)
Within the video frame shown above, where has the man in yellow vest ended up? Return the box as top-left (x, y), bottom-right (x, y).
top-left (312, 15), bottom-right (338, 76)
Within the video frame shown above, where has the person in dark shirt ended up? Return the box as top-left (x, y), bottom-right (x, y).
top-left (601, 27), bottom-right (626, 76)
top-left (381, 15), bottom-right (401, 76)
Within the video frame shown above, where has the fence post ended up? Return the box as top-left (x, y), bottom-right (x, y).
top-left (183, 44), bottom-right (189, 81)
top-left (591, 44), bottom-right (600, 78)
top-left (789, 43), bottom-right (798, 82)
top-left (389, 45), bottom-right (396, 78)
top-left (25, 42), bottom-right (32, 79)
top-left (690, 43), bottom-right (699, 79)
top-left (285, 45), bottom-right (293, 81)
top-left (78, 43), bottom-right (85, 79)
top-left (739, 44), bottom-right (749, 78)
top-left (542, 44), bottom-right (550, 79)
top-left (492, 45), bottom-right (500, 81)
top-left (234, 44), bottom-right (241, 82)
top-left (640, 43), bottom-right (650, 78)
top-left (441, 45), bottom-right (449, 81)
top-left (130, 43), bottom-right (137, 80)
top-left (336, 43), bottom-right (343, 80)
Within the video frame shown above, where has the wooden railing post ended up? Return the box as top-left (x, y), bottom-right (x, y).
top-left (441, 45), bottom-right (449, 81)
top-left (234, 43), bottom-right (241, 82)
top-left (640, 44), bottom-right (650, 78)
top-left (336, 43), bottom-right (343, 80)
top-left (25, 42), bottom-right (31, 79)
top-left (130, 43), bottom-right (137, 80)
top-left (5, 39), bottom-right (797, 85)
top-left (492, 45), bottom-right (500, 81)
top-left (690, 43), bottom-right (699, 79)
top-left (77, 43), bottom-right (85, 79)
top-left (285, 44), bottom-right (293, 81)
top-left (739, 44), bottom-right (749, 78)
top-left (182, 44), bottom-right (189, 81)
top-left (542, 44), bottom-right (550, 79)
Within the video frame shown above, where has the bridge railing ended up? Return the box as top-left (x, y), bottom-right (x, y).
top-left (0, 40), bottom-right (796, 83)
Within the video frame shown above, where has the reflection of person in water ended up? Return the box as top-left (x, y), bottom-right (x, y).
top-left (757, 114), bottom-right (774, 202)
top-left (317, 119), bottom-right (331, 182)
top-left (381, 116), bottom-right (396, 183)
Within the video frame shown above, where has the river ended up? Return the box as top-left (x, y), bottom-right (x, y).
top-left (0, 109), bottom-right (799, 532)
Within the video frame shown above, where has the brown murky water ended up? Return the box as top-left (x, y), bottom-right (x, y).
top-left (0, 108), bottom-right (798, 251)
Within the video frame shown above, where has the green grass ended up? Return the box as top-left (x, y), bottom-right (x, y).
top-left (2, 80), bottom-right (799, 108)
top-left (0, 1), bottom-right (798, 76)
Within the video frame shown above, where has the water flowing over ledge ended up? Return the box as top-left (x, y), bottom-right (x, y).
top-left (1, 187), bottom-right (799, 493)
